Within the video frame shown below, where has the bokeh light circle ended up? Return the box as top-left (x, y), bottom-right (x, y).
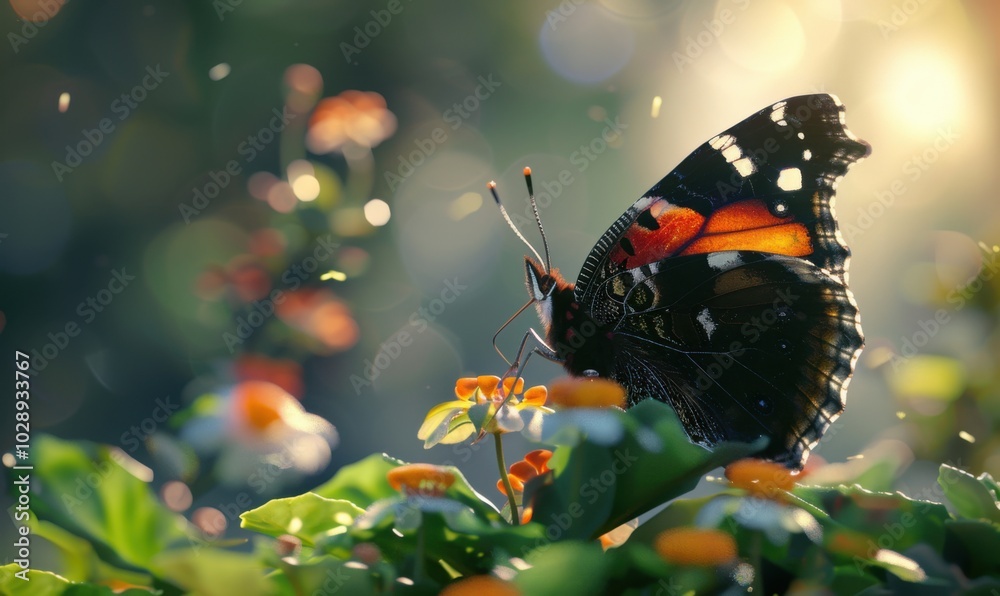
top-left (539, 3), bottom-right (636, 85)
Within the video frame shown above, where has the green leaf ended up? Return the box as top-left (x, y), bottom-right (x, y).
top-left (270, 555), bottom-right (383, 596)
top-left (516, 542), bottom-right (609, 596)
top-left (828, 564), bottom-right (883, 594)
top-left (867, 549), bottom-right (927, 582)
top-left (154, 549), bottom-right (269, 596)
top-left (525, 400), bottom-right (764, 540)
top-left (467, 402), bottom-right (492, 434)
top-left (944, 519), bottom-right (1000, 577)
top-left (0, 565), bottom-right (151, 596)
top-left (240, 493), bottom-right (364, 546)
top-left (311, 453), bottom-right (398, 507)
top-left (626, 493), bottom-right (720, 547)
top-left (794, 484), bottom-right (951, 548)
top-left (977, 472), bottom-right (1000, 502)
top-left (939, 464), bottom-right (1000, 523)
top-left (6, 435), bottom-right (195, 577)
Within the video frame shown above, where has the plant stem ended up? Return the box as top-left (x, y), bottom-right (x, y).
top-left (494, 433), bottom-right (520, 525)
top-left (751, 531), bottom-right (763, 595)
top-left (414, 522), bottom-right (426, 584)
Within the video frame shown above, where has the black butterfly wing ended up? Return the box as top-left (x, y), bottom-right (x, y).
top-left (575, 94), bottom-right (869, 323)
top-left (603, 251), bottom-right (860, 467)
top-left (573, 94), bottom-right (868, 468)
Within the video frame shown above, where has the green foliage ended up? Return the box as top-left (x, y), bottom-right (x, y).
top-left (5, 402), bottom-right (1000, 594)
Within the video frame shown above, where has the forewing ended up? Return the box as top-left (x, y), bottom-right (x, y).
top-left (575, 94), bottom-right (870, 325)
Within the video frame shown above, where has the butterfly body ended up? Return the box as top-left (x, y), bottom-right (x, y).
top-left (521, 94), bottom-right (869, 469)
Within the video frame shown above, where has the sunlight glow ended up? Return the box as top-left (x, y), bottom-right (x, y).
top-left (208, 63), bottom-right (231, 81)
top-left (320, 270), bottom-right (347, 282)
top-left (364, 198), bottom-right (391, 226)
top-left (447, 192), bottom-right (483, 221)
top-left (883, 47), bottom-right (966, 134)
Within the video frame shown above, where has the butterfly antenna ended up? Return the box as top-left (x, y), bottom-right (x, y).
top-left (523, 167), bottom-right (552, 273)
top-left (488, 180), bottom-right (545, 267)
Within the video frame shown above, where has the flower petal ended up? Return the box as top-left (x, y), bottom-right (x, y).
top-left (477, 375), bottom-right (501, 396)
top-left (438, 418), bottom-right (476, 445)
top-left (509, 461), bottom-right (538, 482)
top-left (417, 402), bottom-right (467, 442)
top-left (455, 377), bottom-right (479, 400)
top-left (493, 404), bottom-right (525, 433)
top-left (502, 377), bottom-right (525, 395)
top-left (387, 463), bottom-right (455, 496)
top-left (524, 449), bottom-right (553, 473)
top-left (549, 377), bottom-right (626, 409)
top-left (523, 385), bottom-right (548, 406)
top-left (654, 527), bottom-right (737, 566)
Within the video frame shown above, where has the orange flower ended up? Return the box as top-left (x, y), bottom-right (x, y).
top-left (654, 527), bottom-right (738, 566)
top-left (307, 90), bottom-right (396, 153)
top-left (439, 575), bottom-right (521, 596)
top-left (496, 449), bottom-right (553, 496)
top-left (725, 458), bottom-right (799, 501)
top-left (234, 354), bottom-right (304, 397)
top-left (599, 519), bottom-right (638, 551)
top-left (418, 376), bottom-right (552, 448)
top-left (548, 377), bottom-right (626, 409)
top-left (387, 463), bottom-right (456, 497)
top-left (234, 381), bottom-right (290, 432)
top-left (276, 288), bottom-right (359, 353)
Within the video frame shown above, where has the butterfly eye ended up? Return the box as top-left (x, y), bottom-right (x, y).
top-left (582, 369), bottom-right (599, 377)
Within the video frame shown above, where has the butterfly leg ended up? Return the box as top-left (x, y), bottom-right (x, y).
top-left (499, 328), bottom-right (561, 394)
top-left (474, 330), bottom-right (562, 445)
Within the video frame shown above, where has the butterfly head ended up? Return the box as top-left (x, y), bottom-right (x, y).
top-left (490, 168), bottom-right (566, 334)
top-left (524, 256), bottom-right (559, 328)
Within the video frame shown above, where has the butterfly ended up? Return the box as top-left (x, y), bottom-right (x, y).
top-left (490, 94), bottom-right (869, 469)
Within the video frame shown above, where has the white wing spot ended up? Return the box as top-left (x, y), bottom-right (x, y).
top-left (803, 149), bottom-right (812, 161)
top-left (707, 251), bottom-right (742, 271)
top-left (721, 144), bottom-right (742, 163)
top-left (697, 308), bottom-right (716, 338)
top-left (774, 201), bottom-right (788, 214)
top-left (733, 157), bottom-right (755, 177)
top-left (797, 132), bottom-right (805, 140)
top-left (709, 134), bottom-right (734, 150)
top-left (777, 168), bottom-right (802, 191)
top-left (770, 105), bottom-right (786, 123)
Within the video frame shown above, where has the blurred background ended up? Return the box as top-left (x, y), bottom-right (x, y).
top-left (2, 0), bottom-right (999, 566)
